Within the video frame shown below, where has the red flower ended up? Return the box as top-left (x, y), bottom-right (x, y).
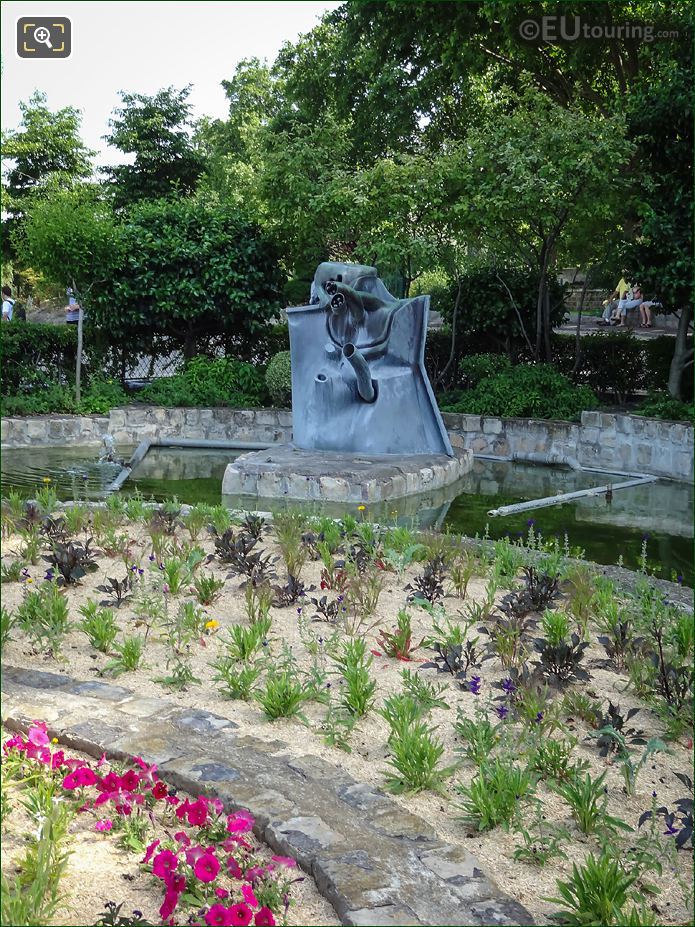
top-left (228, 904), bottom-right (253, 926)
top-left (205, 905), bottom-right (233, 927)
top-left (254, 909), bottom-right (276, 926)
top-left (152, 849), bottom-right (179, 880)
top-left (152, 780), bottom-right (168, 800)
top-left (194, 852), bottom-right (220, 883)
top-left (120, 769), bottom-right (140, 791)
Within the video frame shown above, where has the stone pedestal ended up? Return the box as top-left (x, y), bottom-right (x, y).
top-left (222, 443), bottom-right (472, 504)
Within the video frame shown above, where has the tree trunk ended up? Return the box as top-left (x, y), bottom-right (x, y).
top-left (667, 305), bottom-right (694, 399)
top-left (543, 284), bottom-right (552, 362)
top-left (571, 270), bottom-right (591, 378)
top-left (183, 326), bottom-right (197, 360)
top-left (535, 242), bottom-right (550, 362)
top-left (434, 274), bottom-right (462, 389)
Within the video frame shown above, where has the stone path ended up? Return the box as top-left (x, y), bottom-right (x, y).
top-left (2, 666), bottom-right (533, 927)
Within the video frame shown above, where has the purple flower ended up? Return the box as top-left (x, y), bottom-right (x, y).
top-left (501, 677), bottom-right (516, 695)
top-left (131, 565), bottom-right (137, 573)
top-left (21, 568), bottom-right (30, 577)
top-left (468, 675), bottom-right (482, 695)
top-left (527, 519), bottom-right (535, 527)
top-left (534, 711), bottom-right (544, 724)
top-left (148, 554), bottom-right (155, 562)
top-left (138, 568), bottom-right (144, 576)
top-left (495, 705), bottom-right (509, 720)
top-left (664, 822), bottom-right (680, 837)
top-left (162, 583), bottom-right (170, 594)
top-left (44, 570), bottom-right (54, 581)
top-left (297, 607), bottom-right (302, 615)
top-left (158, 562), bottom-right (165, 571)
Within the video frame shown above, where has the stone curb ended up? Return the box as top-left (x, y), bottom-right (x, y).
top-left (2, 667), bottom-right (534, 927)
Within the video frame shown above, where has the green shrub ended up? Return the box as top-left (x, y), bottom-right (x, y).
top-left (138, 356), bottom-right (267, 407)
top-left (265, 351), bottom-right (292, 408)
top-left (635, 392), bottom-right (694, 424)
top-left (0, 322), bottom-right (77, 393)
top-left (457, 353), bottom-right (512, 386)
top-left (441, 364), bottom-right (597, 420)
top-left (0, 378), bottom-right (127, 417)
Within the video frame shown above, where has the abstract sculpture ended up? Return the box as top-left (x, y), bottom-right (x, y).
top-left (287, 262), bottom-right (453, 456)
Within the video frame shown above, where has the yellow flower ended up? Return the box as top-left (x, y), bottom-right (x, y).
top-left (357, 505), bottom-right (366, 511)
top-left (26, 577), bottom-right (33, 583)
top-left (51, 738), bottom-right (59, 744)
top-left (205, 619), bottom-right (219, 630)
top-left (42, 477), bottom-right (52, 483)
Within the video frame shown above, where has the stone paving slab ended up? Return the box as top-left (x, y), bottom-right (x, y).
top-left (1, 666), bottom-right (533, 927)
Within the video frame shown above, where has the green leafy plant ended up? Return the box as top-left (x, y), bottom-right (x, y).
top-left (334, 637), bottom-right (376, 717)
top-left (551, 771), bottom-right (632, 836)
top-left (454, 710), bottom-right (500, 766)
top-left (16, 581), bottom-right (70, 656)
top-left (78, 600), bottom-right (118, 653)
top-left (256, 670), bottom-right (309, 720)
top-left (380, 693), bottom-right (423, 742)
top-left (265, 350), bottom-right (292, 407)
top-left (1, 605), bottom-right (15, 654)
top-left (545, 850), bottom-right (638, 926)
top-left (62, 503), bottom-right (89, 535)
top-left (384, 720), bottom-right (455, 794)
top-left (103, 635), bottom-right (145, 676)
top-left (457, 759), bottom-right (536, 831)
top-left (591, 726), bottom-right (668, 796)
top-left (191, 570), bottom-right (225, 605)
top-left (513, 806), bottom-right (570, 867)
top-left (450, 550), bottom-right (478, 599)
top-left (212, 658), bottom-right (261, 700)
top-left (400, 668), bottom-right (450, 713)
top-left (1, 560), bottom-right (24, 583)
top-left (377, 608), bottom-right (423, 661)
top-left (223, 618), bottom-right (271, 662)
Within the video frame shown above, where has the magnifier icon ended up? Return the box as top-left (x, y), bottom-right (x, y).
top-left (33, 26), bottom-right (53, 48)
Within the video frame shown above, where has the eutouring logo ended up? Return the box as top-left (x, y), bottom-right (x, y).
top-left (519, 16), bottom-right (678, 43)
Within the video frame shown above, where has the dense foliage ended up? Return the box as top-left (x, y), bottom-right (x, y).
top-left (137, 356), bottom-right (267, 408)
top-left (440, 364), bottom-right (598, 421)
top-left (264, 351), bottom-right (292, 408)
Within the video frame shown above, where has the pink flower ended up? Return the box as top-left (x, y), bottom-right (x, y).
top-left (187, 797), bottom-right (209, 827)
top-left (241, 885), bottom-right (258, 908)
top-left (166, 872), bottom-right (186, 895)
top-left (160, 888), bottom-right (180, 921)
top-left (205, 905), bottom-right (234, 927)
top-left (244, 866), bottom-right (266, 882)
top-left (28, 723), bottom-right (49, 747)
top-left (174, 831), bottom-right (191, 847)
top-left (94, 819), bottom-right (112, 832)
top-left (215, 888), bottom-right (230, 900)
top-left (194, 852), bottom-right (220, 883)
top-left (254, 909), bottom-right (276, 927)
top-left (142, 839), bottom-right (161, 864)
top-left (211, 798), bottom-right (224, 816)
top-left (270, 855), bottom-right (296, 868)
top-left (227, 810), bottom-right (254, 833)
top-left (228, 904), bottom-right (253, 926)
top-left (152, 849), bottom-right (179, 880)
top-left (152, 781), bottom-right (168, 800)
top-left (227, 857), bottom-right (243, 879)
top-left (120, 769), bottom-right (140, 791)
top-left (51, 750), bottom-right (66, 769)
top-left (97, 752), bottom-right (108, 767)
top-left (185, 845), bottom-right (207, 867)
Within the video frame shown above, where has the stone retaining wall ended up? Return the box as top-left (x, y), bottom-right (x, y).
top-left (2, 406), bottom-right (691, 482)
top-left (1, 407), bottom-right (293, 449)
top-left (442, 411), bottom-right (692, 481)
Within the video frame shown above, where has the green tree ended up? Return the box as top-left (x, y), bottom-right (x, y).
top-left (88, 197), bottom-right (285, 358)
top-left (102, 86), bottom-right (204, 208)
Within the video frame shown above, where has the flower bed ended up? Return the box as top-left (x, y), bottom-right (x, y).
top-left (1, 495), bottom-right (693, 926)
top-left (1, 722), bottom-right (337, 927)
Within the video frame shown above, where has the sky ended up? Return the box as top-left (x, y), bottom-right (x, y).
top-left (1, 1), bottom-right (341, 165)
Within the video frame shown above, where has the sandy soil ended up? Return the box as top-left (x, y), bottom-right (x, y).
top-left (2, 517), bottom-right (693, 926)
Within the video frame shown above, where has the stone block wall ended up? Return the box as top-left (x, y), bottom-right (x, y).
top-left (442, 411), bottom-right (692, 482)
top-left (2, 406), bottom-right (691, 482)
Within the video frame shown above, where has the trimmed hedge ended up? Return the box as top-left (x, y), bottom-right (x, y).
top-left (265, 351), bottom-right (292, 408)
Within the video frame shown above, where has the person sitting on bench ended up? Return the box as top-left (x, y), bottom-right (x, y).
top-left (611, 284), bottom-right (642, 326)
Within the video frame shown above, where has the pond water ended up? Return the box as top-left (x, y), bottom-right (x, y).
top-left (1, 445), bottom-right (692, 585)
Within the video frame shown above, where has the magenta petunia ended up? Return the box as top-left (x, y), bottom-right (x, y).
top-left (159, 887), bottom-right (180, 921)
top-left (227, 856), bottom-right (243, 880)
top-left (227, 810), bottom-right (254, 833)
top-left (194, 852), bottom-right (220, 883)
top-left (142, 839), bottom-right (161, 864)
top-left (270, 855), bottom-right (297, 868)
top-left (205, 905), bottom-right (234, 927)
top-left (28, 724), bottom-right (49, 747)
top-left (152, 849), bottom-right (179, 880)
top-left (228, 904), bottom-right (253, 926)
top-left (187, 797), bottom-right (209, 826)
top-left (215, 888), bottom-right (230, 900)
top-left (241, 884), bottom-right (258, 908)
top-left (254, 908), bottom-right (276, 926)
top-left (94, 819), bottom-right (112, 832)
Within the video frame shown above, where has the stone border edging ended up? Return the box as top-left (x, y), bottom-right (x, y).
top-left (2, 667), bottom-right (534, 927)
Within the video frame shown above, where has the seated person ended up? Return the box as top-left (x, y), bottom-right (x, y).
top-left (639, 299), bottom-right (662, 328)
top-left (611, 284), bottom-right (643, 326)
top-left (598, 271), bottom-right (631, 324)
